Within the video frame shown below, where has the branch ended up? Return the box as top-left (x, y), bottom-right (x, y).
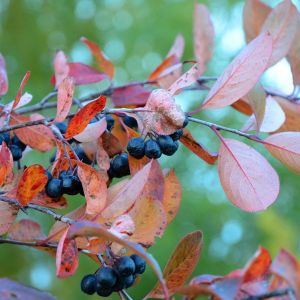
top-left (241, 287), bottom-right (296, 300)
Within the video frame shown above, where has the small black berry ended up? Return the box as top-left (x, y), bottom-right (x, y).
top-left (183, 116), bottom-right (189, 128)
top-left (62, 175), bottom-right (80, 195)
top-left (144, 140), bottom-right (162, 159)
top-left (112, 275), bottom-right (125, 292)
top-left (170, 129), bottom-right (183, 141)
top-left (123, 274), bottom-right (135, 288)
top-left (106, 115), bottom-right (115, 131)
top-left (115, 256), bottom-right (136, 277)
top-left (45, 170), bottom-right (52, 181)
top-left (127, 137), bottom-right (145, 159)
top-left (157, 136), bottom-right (179, 156)
top-left (81, 274), bottom-right (97, 295)
top-left (96, 267), bottom-right (117, 288)
top-left (11, 135), bottom-right (26, 151)
top-left (9, 145), bottom-right (23, 161)
top-left (45, 178), bottom-right (63, 198)
top-left (0, 132), bottom-right (10, 145)
top-left (130, 254), bottom-right (146, 274)
top-left (75, 147), bottom-right (92, 164)
top-left (96, 286), bottom-right (112, 297)
top-left (123, 116), bottom-right (138, 128)
top-left (111, 153), bottom-right (130, 178)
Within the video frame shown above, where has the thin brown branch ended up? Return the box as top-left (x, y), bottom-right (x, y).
top-left (241, 287), bottom-right (296, 300)
top-left (0, 238), bottom-right (57, 249)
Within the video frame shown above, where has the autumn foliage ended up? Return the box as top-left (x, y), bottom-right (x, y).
top-left (0, 0), bottom-right (300, 299)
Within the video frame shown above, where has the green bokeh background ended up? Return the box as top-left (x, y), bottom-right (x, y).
top-left (0, 0), bottom-right (299, 299)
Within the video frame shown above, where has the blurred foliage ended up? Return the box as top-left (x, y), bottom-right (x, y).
top-left (0, 0), bottom-right (299, 299)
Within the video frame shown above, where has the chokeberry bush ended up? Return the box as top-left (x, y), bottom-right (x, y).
top-left (0, 0), bottom-right (300, 299)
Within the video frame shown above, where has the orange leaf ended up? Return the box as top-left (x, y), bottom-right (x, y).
top-left (0, 142), bottom-right (13, 186)
top-left (16, 164), bottom-right (48, 206)
top-left (180, 129), bottom-right (218, 164)
top-left (231, 99), bottom-right (253, 115)
top-left (243, 0), bottom-right (271, 42)
top-left (31, 190), bottom-right (67, 209)
top-left (264, 132), bottom-right (300, 174)
top-left (0, 53), bottom-right (8, 96)
top-left (261, 0), bottom-right (298, 67)
top-left (202, 32), bottom-right (272, 109)
top-left (54, 77), bottom-right (75, 123)
top-left (147, 231), bottom-right (203, 298)
top-left (218, 138), bottom-right (279, 212)
top-left (8, 219), bottom-right (45, 241)
top-left (64, 95), bottom-right (106, 139)
top-left (53, 50), bottom-right (69, 88)
top-left (11, 113), bottom-right (55, 152)
top-left (81, 37), bottom-right (114, 79)
top-left (142, 89), bottom-right (186, 135)
top-left (162, 169), bottom-right (182, 224)
top-left (148, 54), bottom-right (178, 81)
top-left (13, 71), bottom-right (30, 110)
top-left (101, 131), bottom-right (123, 157)
top-left (76, 161), bottom-right (107, 216)
top-left (0, 201), bottom-right (19, 235)
top-left (193, 4), bottom-right (214, 67)
top-left (56, 227), bottom-right (79, 278)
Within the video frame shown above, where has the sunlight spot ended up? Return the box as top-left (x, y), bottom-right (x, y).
top-left (30, 264), bottom-right (52, 290)
top-left (221, 220), bottom-right (243, 245)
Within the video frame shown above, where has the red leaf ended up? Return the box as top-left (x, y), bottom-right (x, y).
top-left (64, 95), bottom-right (106, 139)
top-left (142, 89), bottom-right (186, 135)
top-left (81, 37), bottom-right (114, 79)
top-left (261, 0), bottom-right (298, 67)
top-left (243, 0), bottom-right (271, 42)
top-left (147, 231), bottom-right (203, 298)
top-left (8, 219), bottom-right (45, 241)
top-left (0, 142), bottom-right (13, 186)
top-left (193, 3), bottom-right (214, 67)
top-left (218, 138), bottom-right (279, 212)
top-left (76, 161), bottom-right (107, 216)
top-left (74, 118), bottom-right (107, 143)
top-left (242, 246), bottom-right (272, 283)
top-left (168, 63), bottom-right (204, 95)
top-left (264, 132), bottom-right (300, 174)
top-left (0, 201), bottom-right (19, 235)
top-left (54, 77), bottom-right (75, 123)
top-left (180, 129), bottom-right (218, 164)
top-left (16, 164), bottom-right (48, 206)
top-left (0, 53), bottom-right (8, 96)
top-left (111, 84), bottom-right (151, 106)
top-left (51, 62), bottom-right (108, 86)
top-left (53, 50), bottom-right (69, 88)
top-left (13, 71), bottom-right (30, 110)
top-left (202, 32), bottom-right (272, 109)
top-left (11, 113), bottom-right (55, 152)
top-left (56, 227), bottom-right (79, 278)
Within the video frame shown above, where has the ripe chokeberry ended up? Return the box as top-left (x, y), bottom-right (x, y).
top-left (144, 139), bottom-right (162, 159)
top-left (123, 116), bottom-right (137, 128)
top-left (75, 147), bottom-right (92, 164)
top-left (45, 170), bottom-right (52, 181)
top-left (9, 145), bottom-right (23, 161)
top-left (62, 175), bottom-right (79, 195)
top-left (0, 132), bottom-right (10, 145)
top-left (96, 286), bottom-right (112, 297)
top-left (81, 274), bottom-right (97, 295)
top-left (123, 274), bottom-right (135, 288)
top-left (115, 256), bottom-right (135, 277)
top-left (96, 267), bottom-right (117, 288)
top-left (111, 153), bottom-right (130, 178)
top-left (127, 137), bottom-right (145, 159)
top-left (130, 254), bottom-right (146, 274)
top-left (45, 178), bottom-right (63, 198)
top-left (170, 129), bottom-right (183, 141)
top-left (106, 115), bottom-right (115, 131)
top-left (157, 136), bottom-right (179, 156)
top-left (11, 134), bottom-right (26, 151)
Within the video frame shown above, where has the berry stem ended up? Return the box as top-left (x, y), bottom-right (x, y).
top-left (118, 290), bottom-right (134, 300)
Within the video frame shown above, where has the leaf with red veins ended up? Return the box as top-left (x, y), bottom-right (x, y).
top-left (53, 50), bottom-right (69, 87)
top-left (142, 89), bottom-right (186, 136)
top-left (54, 77), bottom-right (75, 123)
top-left (0, 53), bottom-right (8, 96)
top-left (56, 227), bottom-right (79, 278)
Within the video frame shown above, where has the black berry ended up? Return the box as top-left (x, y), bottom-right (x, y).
top-left (112, 275), bottom-right (125, 292)
top-left (123, 274), bottom-right (135, 288)
top-left (45, 178), bottom-right (63, 198)
top-left (115, 256), bottom-right (136, 277)
top-left (111, 153), bottom-right (130, 178)
top-left (81, 274), bottom-right (97, 295)
top-left (123, 116), bottom-right (137, 128)
top-left (0, 132), bottom-right (10, 145)
top-left (157, 136), bottom-right (179, 156)
top-left (54, 122), bottom-right (67, 134)
top-left (96, 286), bottom-right (112, 297)
top-left (106, 115), bottom-right (115, 131)
top-left (75, 147), bottom-right (92, 164)
top-left (130, 254), bottom-right (146, 274)
top-left (144, 140), bottom-right (162, 159)
top-left (127, 137), bottom-right (145, 159)
top-left (96, 267), bottom-right (117, 288)
top-left (9, 145), bottom-right (23, 161)
top-left (62, 175), bottom-right (80, 195)
top-left (170, 129), bottom-right (183, 141)
top-left (45, 170), bottom-right (52, 181)
top-left (11, 135), bottom-right (26, 151)
top-left (183, 116), bottom-right (189, 128)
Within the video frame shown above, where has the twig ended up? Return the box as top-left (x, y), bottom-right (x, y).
top-left (39, 90), bottom-right (57, 106)
top-left (241, 287), bottom-right (296, 300)
top-left (0, 238), bottom-right (58, 249)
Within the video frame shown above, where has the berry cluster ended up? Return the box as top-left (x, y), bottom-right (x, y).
top-left (0, 132), bottom-right (26, 161)
top-left (81, 255), bottom-right (146, 297)
top-left (45, 169), bottom-right (83, 198)
top-left (127, 128), bottom-right (183, 160)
